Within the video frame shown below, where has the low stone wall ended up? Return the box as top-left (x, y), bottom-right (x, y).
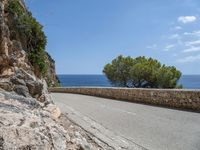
top-left (49, 87), bottom-right (200, 112)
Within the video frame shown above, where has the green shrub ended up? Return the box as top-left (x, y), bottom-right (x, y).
top-left (8, 0), bottom-right (47, 76)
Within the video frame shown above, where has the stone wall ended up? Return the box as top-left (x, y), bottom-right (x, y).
top-left (49, 87), bottom-right (200, 112)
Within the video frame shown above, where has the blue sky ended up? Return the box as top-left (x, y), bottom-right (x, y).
top-left (25, 0), bottom-right (200, 74)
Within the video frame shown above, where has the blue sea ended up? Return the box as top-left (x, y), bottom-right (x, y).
top-left (58, 75), bottom-right (200, 89)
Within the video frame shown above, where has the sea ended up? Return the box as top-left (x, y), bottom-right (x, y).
top-left (58, 75), bottom-right (200, 89)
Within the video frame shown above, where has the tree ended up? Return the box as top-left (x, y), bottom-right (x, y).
top-left (156, 65), bottom-right (182, 88)
top-left (103, 55), bottom-right (134, 87)
top-left (103, 55), bottom-right (182, 89)
top-left (130, 57), bottom-right (161, 88)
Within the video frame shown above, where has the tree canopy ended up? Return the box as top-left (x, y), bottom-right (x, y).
top-left (103, 55), bottom-right (182, 89)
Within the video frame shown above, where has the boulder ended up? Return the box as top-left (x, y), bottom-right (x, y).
top-left (44, 104), bottom-right (61, 119)
top-left (26, 80), bottom-right (43, 98)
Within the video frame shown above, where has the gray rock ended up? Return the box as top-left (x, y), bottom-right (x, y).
top-left (0, 91), bottom-right (107, 150)
top-left (0, 90), bottom-right (113, 150)
top-left (14, 69), bottom-right (25, 80)
top-left (10, 76), bottom-right (26, 85)
top-left (0, 93), bottom-right (4, 99)
top-left (0, 79), bottom-right (12, 91)
top-left (0, 91), bottom-right (67, 150)
top-left (26, 80), bottom-right (43, 98)
top-left (14, 85), bottom-right (30, 97)
top-left (2, 91), bottom-right (40, 109)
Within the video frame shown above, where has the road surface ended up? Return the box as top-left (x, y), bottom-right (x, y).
top-left (51, 93), bottom-right (200, 150)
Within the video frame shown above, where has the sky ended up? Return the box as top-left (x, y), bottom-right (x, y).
top-left (25, 0), bottom-right (200, 75)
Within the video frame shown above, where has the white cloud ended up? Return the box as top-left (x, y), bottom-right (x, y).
top-left (177, 54), bottom-right (200, 63)
top-left (146, 44), bottom-right (157, 49)
top-left (178, 16), bottom-right (197, 24)
top-left (184, 30), bottom-right (200, 36)
top-left (169, 34), bottom-right (180, 40)
top-left (174, 26), bottom-right (182, 30)
top-left (182, 46), bottom-right (200, 53)
top-left (185, 40), bottom-right (200, 46)
top-left (164, 44), bottom-right (175, 51)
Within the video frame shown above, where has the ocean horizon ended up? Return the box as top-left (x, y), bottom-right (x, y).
top-left (57, 74), bottom-right (200, 89)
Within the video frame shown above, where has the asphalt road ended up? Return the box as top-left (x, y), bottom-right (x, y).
top-left (51, 93), bottom-right (200, 150)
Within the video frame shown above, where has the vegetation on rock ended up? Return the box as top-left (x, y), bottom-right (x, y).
top-left (103, 55), bottom-right (182, 88)
top-left (8, 0), bottom-right (47, 75)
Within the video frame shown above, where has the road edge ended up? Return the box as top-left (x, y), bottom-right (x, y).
top-left (57, 102), bottom-right (147, 150)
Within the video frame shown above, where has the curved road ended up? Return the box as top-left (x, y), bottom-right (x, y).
top-left (51, 93), bottom-right (200, 150)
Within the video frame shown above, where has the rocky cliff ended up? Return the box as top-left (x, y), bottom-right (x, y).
top-left (0, 0), bottom-right (110, 149)
top-left (0, 0), bottom-right (59, 101)
top-left (45, 52), bottom-right (60, 87)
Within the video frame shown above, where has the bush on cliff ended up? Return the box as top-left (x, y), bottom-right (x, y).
top-left (103, 55), bottom-right (182, 89)
top-left (8, 0), bottom-right (47, 75)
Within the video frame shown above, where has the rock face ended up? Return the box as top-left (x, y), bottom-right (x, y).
top-left (0, 0), bottom-right (59, 101)
top-left (45, 52), bottom-right (60, 87)
top-left (0, 91), bottom-right (111, 150)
